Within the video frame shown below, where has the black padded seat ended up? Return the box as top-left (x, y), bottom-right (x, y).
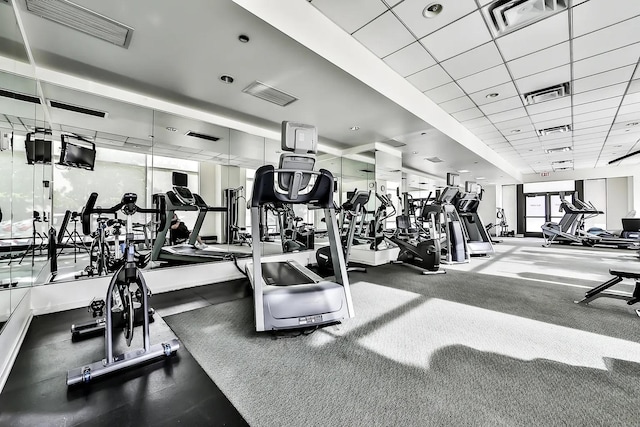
top-left (609, 268), bottom-right (640, 279)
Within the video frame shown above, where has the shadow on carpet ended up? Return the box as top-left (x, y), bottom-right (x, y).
top-left (164, 268), bottom-right (640, 426)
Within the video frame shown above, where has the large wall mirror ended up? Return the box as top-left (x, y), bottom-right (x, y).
top-left (0, 1), bottom-right (39, 332)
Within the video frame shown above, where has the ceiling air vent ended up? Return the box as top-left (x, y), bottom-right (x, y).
top-left (185, 131), bottom-right (220, 142)
top-left (0, 88), bottom-right (41, 104)
top-left (425, 156), bottom-right (444, 163)
top-left (484, 0), bottom-right (568, 36)
top-left (242, 81), bottom-right (298, 107)
top-left (381, 139), bottom-right (407, 148)
top-left (48, 100), bottom-right (108, 118)
top-left (524, 82), bottom-right (570, 105)
top-left (537, 124), bottom-right (571, 137)
top-left (25, 0), bottom-right (133, 48)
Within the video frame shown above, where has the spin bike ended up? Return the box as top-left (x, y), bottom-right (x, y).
top-left (67, 192), bottom-right (179, 386)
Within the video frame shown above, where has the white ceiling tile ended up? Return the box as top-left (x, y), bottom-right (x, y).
top-left (622, 91), bottom-right (640, 106)
top-left (514, 65), bottom-right (571, 94)
top-left (452, 107), bottom-right (484, 121)
top-left (424, 82), bottom-right (465, 103)
top-left (507, 130), bottom-right (538, 141)
top-left (533, 117), bottom-right (573, 130)
top-left (629, 80), bottom-right (640, 95)
top-left (488, 107), bottom-right (528, 124)
top-left (525, 97), bottom-right (572, 115)
top-left (440, 41), bottom-right (503, 80)
top-left (470, 121), bottom-right (498, 135)
top-left (572, 16), bottom-right (640, 61)
top-left (530, 108), bottom-right (572, 124)
top-left (383, 42), bottom-right (436, 76)
top-left (615, 111), bottom-right (640, 123)
top-left (352, 11), bottom-right (416, 57)
top-left (573, 43), bottom-right (640, 80)
top-left (572, 0), bottom-right (640, 38)
top-left (573, 117), bottom-right (615, 130)
top-left (573, 132), bottom-right (609, 141)
top-left (457, 64), bottom-right (511, 94)
top-left (480, 133), bottom-right (506, 142)
top-left (573, 126), bottom-right (611, 136)
top-left (469, 81), bottom-right (519, 106)
top-left (572, 83), bottom-right (628, 105)
top-left (573, 65), bottom-right (636, 94)
top-left (420, 11), bottom-right (491, 61)
top-left (617, 103), bottom-right (640, 117)
top-left (405, 64), bottom-right (452, 91)
top-left (440, 95), bottom-right (476, 113)
top-left (494, 116), bottom-right (534, 131)
top-left (478, 96), bottom-right (524, 115)
top-left (573, 97), bottom-right (623, 115)
top-left (574, 108), bottom-right (618, 124)
top-left (496, 11), bottom-right (569, 61)
top-left (392, 0), bottom-right (477, 39)
top-left (312, 0), bottom-right (388, 34)
top-left (507, 42), bottom-right (570, 80)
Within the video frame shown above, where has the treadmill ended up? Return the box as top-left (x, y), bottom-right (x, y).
top-left (246, 121), bottom-right (355, 332)
top-left (152, 186), bottom-right (250, 264)
top-left (454, 181), bottom-right (495, 256)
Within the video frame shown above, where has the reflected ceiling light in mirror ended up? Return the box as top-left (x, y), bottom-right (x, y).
top-left (626, 122), bottom-right (639, 127)
top-left (349, 126), bottom-right (360, 131)
top-left (412, 151), bottom-right (418, 154)
top-left (423, 3), bottom-right (443, 18)
top-left (510, 129), bottom-right (520, 133)
top-left (457, 169), bottom-right (469, 173)
top-left (166, 127), bottom-right (177, 132)
top-left (475, 177), bottom-right (486, 180)
top-left (220, 75), bottom-right (234, 84)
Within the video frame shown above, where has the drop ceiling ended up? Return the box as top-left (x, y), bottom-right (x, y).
top-left (1, 0), bottom-right (638, 184)
top-left (308, 0), bottom-right (640, 173)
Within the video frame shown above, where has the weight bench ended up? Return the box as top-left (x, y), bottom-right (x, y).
top-left (575, 268), bottom-right (640, 307)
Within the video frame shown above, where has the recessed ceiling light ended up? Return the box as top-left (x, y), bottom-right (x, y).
top-left (486, 93), bottom-right (499, 99)
top-left (475, 177), bottom-right (486, 180)
top-left (423, 3), bottom-right (443, 18)
top-left (457, 169), bottom-right (469, 173)
top-left (511, 129), bottom-right (521, 133)
top-left (220, 75), bottom-right (234, 84)
top-left (148, 135), bottom-right (154, 138)
top-left (420, 132), bottom-right (427, 135)
top-left (350, 126), bottom-right (360, 131)
top-left (166, 127), bottom-right (177, 132)
top-left (238, 34), bottom-right (250, 43)
top-left (545, 146), bottom-right (572, 154)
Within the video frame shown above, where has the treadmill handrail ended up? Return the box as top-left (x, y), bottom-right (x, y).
top-left (251, 165), bottom-right (334, 208)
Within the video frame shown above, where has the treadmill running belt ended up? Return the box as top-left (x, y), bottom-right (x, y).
top-left (262, 262), bottom-right (315, 286)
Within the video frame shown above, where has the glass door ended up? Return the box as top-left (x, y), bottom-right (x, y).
top-left (525, 194), bottom-right (547, 236)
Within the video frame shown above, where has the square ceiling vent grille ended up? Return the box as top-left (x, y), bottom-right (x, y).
top-left (484, 0), bottom-right (568, 36)
top-left (25, 0), bottom-right (133, 47)
top-left (242, 81), bottom-right (298, 107)
top-left (524, 82), bottom-right (570, 105)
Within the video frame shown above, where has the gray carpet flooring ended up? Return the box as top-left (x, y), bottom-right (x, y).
top-left (164, 266), bottom-right (640, 426)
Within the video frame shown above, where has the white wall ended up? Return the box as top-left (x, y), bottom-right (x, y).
top-left (478, 185), bottom-right (497, 235)
top-left (501, 184), bottom-right (517, 235)
top-left (606, 177), bottom-right (630, 230)
top-left (583, 179), bottom-right (607, 230)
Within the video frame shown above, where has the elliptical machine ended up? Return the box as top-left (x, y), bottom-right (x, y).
top-left (67, 192), bottom-right (179, 386)
top-left (316, 190), bottom-right (370, 273)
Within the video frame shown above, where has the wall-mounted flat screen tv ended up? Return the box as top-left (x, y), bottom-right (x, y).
top-left (59, 134), bottom-right (96, 171)
top-left (25, 129), bottom-right (52, 165)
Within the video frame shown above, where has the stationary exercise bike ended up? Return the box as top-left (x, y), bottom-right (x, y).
top-left (67, 192), bottom-right (179, 386)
